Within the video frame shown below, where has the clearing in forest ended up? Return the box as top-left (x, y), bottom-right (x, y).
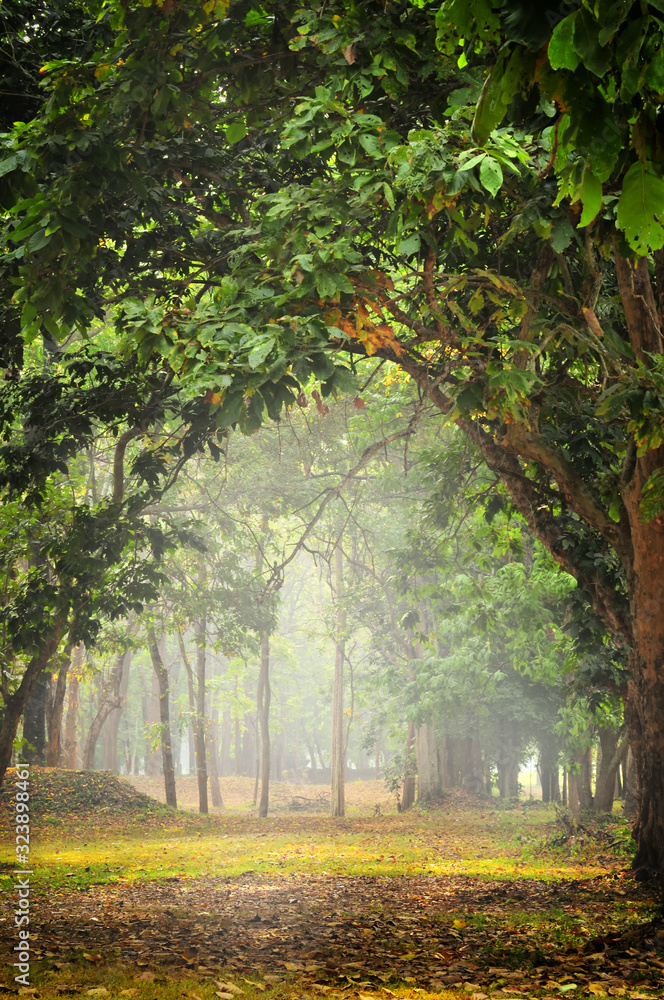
top-left (0, 771), bottom-right (662, 1000)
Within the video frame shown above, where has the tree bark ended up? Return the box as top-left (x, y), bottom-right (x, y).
top-left (594, 726), bottom-right (626, 814)
top-left (45, 645), bottom-right (72, 767)
top-left (62, 659), bottom-right (81, 770)
top-left (416, 722), bottom-right (442, 801)
top-left (401, 720), bottom-right (416, 811)
top-left (330, 540), bottom-right (346, 818)
top-left (23, 670), bottom-right (48, 765)
top-left (257, 630), bottom-right (271, 817)
top-left (147, 626), bottom-right (177, 808)
top-left (207, 709), bottom-right (223, 808)
top-left (624, 746), bottom-right (638, 819)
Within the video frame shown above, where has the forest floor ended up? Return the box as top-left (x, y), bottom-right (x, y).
top-left (0, 770), bottom-right (662, 1000)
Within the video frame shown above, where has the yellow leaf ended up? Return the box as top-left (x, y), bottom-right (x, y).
top-left (453, 919), bottom-right (467, 929)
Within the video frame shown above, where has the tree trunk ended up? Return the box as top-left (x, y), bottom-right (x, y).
top-left (330, 541), bottom-right (346, 818)
top-left (195, 617), bottom-right (208, 814)
top-left (568, 768), bottom-right (579, 819)
top-left (594, 726), bottom-right (626, 814)
top-left (624, 746), bottom-right (638, 820)
top-left (23, 670), bottom-right (48, 765)
top-left (416, 722), bottom-right (442, 802)
top-left (103, 644), bottom-right (131, 773)
top-left (539, 736), bottom-right (559, 805)
top-left (207, 710), bottom-right (223, 808)
top-left (82, 647), bottom-right (130, 770)
top-left (257, 630), bottom-right (271, 817)
top-left (45, 646), bottom-right (72, 766)
top-left (62, 659), bottom-right (81, 770)
top-left (0, 623), bottom-right (67, 785)
top-left (401, 720), bottom-right (416, 811)
top-left (147, 626), bottom-right (177, 809)
top-left (577, 745), bottom-right (594, 811)
top-left (143, 669), bottom-right (161, 776)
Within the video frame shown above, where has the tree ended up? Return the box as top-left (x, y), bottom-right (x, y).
top-left (6, 0), bottom-right (664, 877)
top-left (0, 346), bottom-right (219, 786)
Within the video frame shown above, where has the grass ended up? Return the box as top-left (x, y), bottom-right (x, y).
top-left (0, 771), bottom-right (661, 1000)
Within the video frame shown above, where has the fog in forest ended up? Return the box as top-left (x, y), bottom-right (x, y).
top-left (19, 381), bottom-right (625, 820)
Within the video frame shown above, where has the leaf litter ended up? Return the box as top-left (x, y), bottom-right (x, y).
top-left (0, 774), bottom-right (663, 998)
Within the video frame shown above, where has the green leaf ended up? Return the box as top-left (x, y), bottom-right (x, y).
top-left (616, 161), bottom-right (664, 255)
top-left (247, 337), bottom-right (276, 368)
top-left (472, 47), bottom-right (526, 145)
top-left (548, 13), bottom-right (580, 70)
top-left (26, 228), bottom-right (51, 252)
top-left (315, 270), bottom-right (340, 299)
top-left (645, 45), bottom-right (664, 94)
top-left (0, 153), bottom-right (18, 178)
top-left (397, 232), bottom-right (421, 256)
top-left (479, 155), bottom-right (503, 197)
top-left (550, 217), bottom-right (574, 252)
top-left (573, 8), bottom-right (611, 76)
top-left (226, 122), bottom-right (247, 145)
top-left (575, 168), bottom-right (603, 227)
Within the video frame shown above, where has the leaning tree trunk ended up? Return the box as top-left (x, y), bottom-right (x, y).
top-left (330, 540), bottom-right (346, 818)
top-left (147, 626), bottom-right (177, 809)
top-left (257, 630), bottom-right (271, 818)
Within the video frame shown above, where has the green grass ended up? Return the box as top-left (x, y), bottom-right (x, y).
top-left (1, 808), bottom-right (619, 896)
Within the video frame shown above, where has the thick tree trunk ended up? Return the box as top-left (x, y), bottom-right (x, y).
top-left (624, 746), bottom-right (638, 819)
top-left (147, 626), bottom-right (177, 809)
top-left (416, 722), bottom-right (442, 801)
top-left (257, 630), bottom-right (271, 818)
top-left (577, 745), bottom-right (594, 811)
top-left (330, 541), bottom-right (346, 818)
